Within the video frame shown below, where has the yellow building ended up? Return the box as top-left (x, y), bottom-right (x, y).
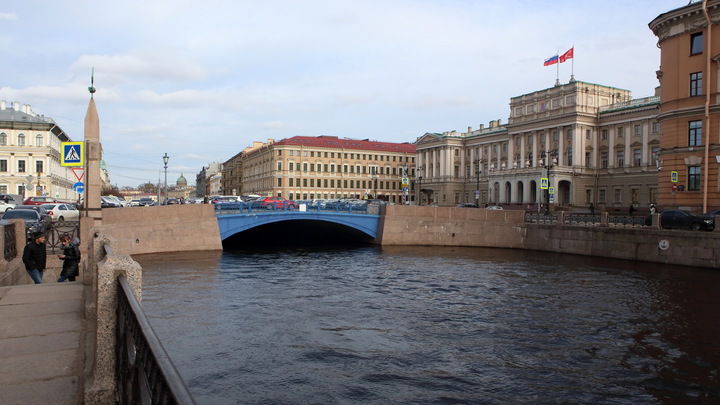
top-left (0, 100), bottom-right (77, 201)
top-left (223, 136), bottom-right (416, 203)
top-left (650, 0), bottom-right (720, 211)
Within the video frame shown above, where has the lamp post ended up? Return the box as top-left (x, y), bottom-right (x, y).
top-left (416, 165), bottom-right (425, 205)
top-left (539, 149), bottom-right (558, 214)
top-left (370, 167), bottom-right (378, 199)
top-left (474, 158), bottom-right (482, 207)
top-left (162, 153), bottom-right (169, 205)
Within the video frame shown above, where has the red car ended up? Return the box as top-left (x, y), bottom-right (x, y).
top-left (254, 196), bottom-right (298, 210)
top-left (23, 196), bottom-right (63, 205)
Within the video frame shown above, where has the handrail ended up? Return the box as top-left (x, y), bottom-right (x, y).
top-left (3, 222), bottom-right (16, 261)
top-left (116, 273), bottom-right (196, 404)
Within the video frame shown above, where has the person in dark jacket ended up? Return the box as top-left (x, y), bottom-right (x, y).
top-left (22, 231), bottom-right (47, 284)
top-left (57, 235), bottom-right (80, 282)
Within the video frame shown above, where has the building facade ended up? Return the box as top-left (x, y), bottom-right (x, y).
top-left (650, 0), bottom-right (720, 212)
top-left (415, 80), bottom-right (661, 210)
top-left (222, 136), bottom-right (416, 203)
top-left (0, 100), bottom-right (77, 201)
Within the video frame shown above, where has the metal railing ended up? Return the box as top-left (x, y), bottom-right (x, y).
top-left (525, 213), bottom-right (650, 228)
top-left (214, 201), bottom-right (379, 216)
top-left (116, 274), bottom-right (196, 405)
top-left (47, 220), bottom-right (80, 253)
top-left (4, 222), bottom-right (16, 261)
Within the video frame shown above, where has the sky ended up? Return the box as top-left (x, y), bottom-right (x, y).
top-left (0, 0), bottom-right (686, 188)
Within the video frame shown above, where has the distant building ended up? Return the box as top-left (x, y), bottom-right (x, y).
top-left (196, 162), bottom-right (222, 197)
top-left (416, 80), bottom-right (660, 209)
top-left (223, 136), bottom-right (416, 203)
top-left (650, 1), bottom-right (720, 211)
top-left (0, 100), bottom-right (77, 200)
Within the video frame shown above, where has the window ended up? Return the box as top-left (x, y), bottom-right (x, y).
top-left (289, 178), bottom-right (294, 187)
top-left (585, 130), bottom-right (591, 140)
top-left (277, 162), bottom-right (282, 171)
top-left (18, 133), bottom-right (25, 146)
top-left (310, 164), bottom-right (315, 172)
top-left (616, 151), bottom-right (624, 168)
top-left (0, 160), bottom-right (6, 172)
top-left (652, 122), bottom-right (660, 134)
top-left (277, 178), bottom-right (282, 187)
top-left (691, 32), bottom-right (703, 55)
top-left (614, 189), bottom-right (622, 204)
top-left (601, 152), bottom-right (608, 169)
top-left (565, 148), bottom-right (572, 166)
top-left (310, 151), bottom-right (314, 157)
top-left (689, 166), bottom-right (701, 190)
top-left (602, 129), bottom-right (608, 140)
top-left (289, 150), bottom-right (294, 156)
top-left (303, 163), bottom-right (308, 172)
top-left (634, 125), bottom-right (641, 136)
top-left (599, 189), bottom-right (606, 204)
top-left (689, 120), bottom-right (702, 146)
top-left (36, 161), bottom-right (43, 173)
top-left (289, 162), bottom-right (294, 171)
top-left (617, 127), bottom-right (624, 138)
top-left (277, 150), bottom-right (282, 156)
top-left (585, 152), bottom-right (591, 168)
top-left (690, 72), bottom-right (702, 96)
top-left (634, 149), bottom-right (642, 166)
top-left (553, 131), bottom-right (559, 142)
top-left (18, 160), bottom-right (26, 172)
top-left (566, 130), bottom-right (573, 142)
top-left (0, 133), bottom-right (6, 146)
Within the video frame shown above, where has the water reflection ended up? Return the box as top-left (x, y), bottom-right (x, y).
top-left (135, 247), bottom-right (720, 404)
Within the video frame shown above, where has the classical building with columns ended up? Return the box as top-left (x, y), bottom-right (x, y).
top-left (415, 80), bottom-right (661, 210)
top-left (0, 100), bottom-right (77, 201)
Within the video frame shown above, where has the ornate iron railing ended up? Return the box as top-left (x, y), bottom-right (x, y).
top-left (608, 215), bottom-right (647, 227)
top-left (524, 212), bottom-right (559, 224)
top-left (525, 213), bottom-right (650, 228)
top-left (47, 220), bottom-right (80, 253)
top-left (4, 222), bottom-right (16, 261)
top-left (116, 274), bottom-right (195, 405)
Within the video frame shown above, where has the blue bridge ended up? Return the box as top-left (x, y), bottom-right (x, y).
top-left (214, 203), bottom-right (381, 241)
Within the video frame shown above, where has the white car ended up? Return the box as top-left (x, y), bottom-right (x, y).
top-left (486, 205), bottom-right (503, 210)
top-left (40, 203), bottom-right (80, 223)
top-left (0, 200), bottom-right (15, 213)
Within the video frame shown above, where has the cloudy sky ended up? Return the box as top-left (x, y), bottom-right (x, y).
top-left (1, 0), bottom-right (684, 188)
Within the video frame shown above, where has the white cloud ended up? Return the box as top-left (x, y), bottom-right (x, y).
top-left (0, 12), bottom-right (17, 20)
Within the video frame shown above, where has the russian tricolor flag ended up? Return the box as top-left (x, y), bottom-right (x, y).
top-left (544, 54), bottom-right (559, 66)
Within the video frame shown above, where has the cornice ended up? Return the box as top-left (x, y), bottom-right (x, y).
top-left (649, 0), bottom-right (720, 43)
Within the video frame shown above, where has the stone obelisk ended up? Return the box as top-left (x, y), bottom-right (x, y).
top-left (84, 74), bottom-right (102, 223)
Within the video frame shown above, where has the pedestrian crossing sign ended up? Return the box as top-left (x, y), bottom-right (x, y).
top-left (61, 142), bottom-right (84, 167)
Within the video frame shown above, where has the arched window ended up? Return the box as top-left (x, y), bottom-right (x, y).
top-left (0, 133), bottom-right (6, 146)
top-left (35, 134), bottom-right (43, 147)
top-left (17, 133), bottom-right (25, 146)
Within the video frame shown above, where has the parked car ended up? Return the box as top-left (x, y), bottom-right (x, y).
top-left (457, 203), bottom-right (478, 208)
top-left (0, 194), bottom-right (23, 205)
top-left (101, 196), bottom-right (122, 208)
top-left (23, 196), bottom-right (63, 205)
top-left (0, 200), bottom-right (15, 213)
top-left (212, 196), bottom-right (241, 204)
top-left (40, 203), bottom-right (80, 223)
top-left (254, 196), bottom-right (298, 210)
top-left (0, 208), bottom-right (52, 239)
top-left (138, 197), bottom-right (155, 206)
top-left (486, 205), bottom-right (503, 210)
top-left (660, 210), bottom-right (714, 231)
top-left (130, 199), bottom-right (141, 207)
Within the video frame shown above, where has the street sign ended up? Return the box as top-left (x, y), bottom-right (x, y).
top-left (672, 183), bottom-right (678, 192)
top-left (541, 178), bottom-right (549, 189)
top-left (71, 167), bottom-right (85, 181)
top-left (670, 171), bottom-right (678, 183)
top-left (61, 142), bottom-right (84, 167)
top-left (73, 182), bottom-right (85, 194)
top-left (549, 186), bottom-right (555, 196)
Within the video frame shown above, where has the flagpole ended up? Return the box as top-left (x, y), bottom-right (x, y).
top-left (555, 49), bottom-right (560, 86)
top-left (570, 45), bottom-right (575, 82)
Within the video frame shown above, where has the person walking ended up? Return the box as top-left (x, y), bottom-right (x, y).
top-left (22, 231), bottom-right (47, 284)
top-left (629, 204), bottom-right (635, 216)
top-left (589, 203), bottom-right (595, 215)
top-left (57, 235), bottom-right (80, 282)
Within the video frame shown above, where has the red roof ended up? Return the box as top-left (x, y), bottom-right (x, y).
top-left (273, 136), bottom-right (415, 154)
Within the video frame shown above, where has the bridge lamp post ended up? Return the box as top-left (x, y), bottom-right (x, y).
top-left (539, 149), bottom-right (558, 214)
top-left (162, 153), bottom-right (169, 205)
top-left (474, 158), bottom-right (482, 207)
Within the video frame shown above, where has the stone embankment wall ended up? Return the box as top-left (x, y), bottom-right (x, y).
top-left (98, 204), bottom-right (222, 256)
top-left (378, 205), bottom-right (720, 269)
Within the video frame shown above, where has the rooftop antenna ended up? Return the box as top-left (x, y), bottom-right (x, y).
top-left (88, 68), bottom-right (96, 98)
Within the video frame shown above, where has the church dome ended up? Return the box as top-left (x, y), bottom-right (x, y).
top-left (176, 173), bottom-right (187, 187)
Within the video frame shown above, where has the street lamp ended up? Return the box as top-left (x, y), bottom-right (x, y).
top-left (416, 165), bottom-right (425, 205)
top-left (162, 152), bottom-right (169, 205)
top-left (474, 158), bottom-right (482, 207)
top-left (539, 149), bottom-right (558, 214)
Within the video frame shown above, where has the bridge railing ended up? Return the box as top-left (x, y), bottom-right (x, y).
top-left (525, 212), bottom-right (650, 228)
top-left (214, 201), bottom-right (379, 215)
top-left (116, 273), bottom-right (196, 404)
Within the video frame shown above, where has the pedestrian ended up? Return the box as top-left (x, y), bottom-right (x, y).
top-left (57, 235), bottom-right (80, 282)
top-left (22, 231), bottom-right (47, 284)
top-left (650, 204), bottom-right (657, 215)
top-left (589, 203), bottom-right (595, 215)
top-left (629, 204), bottom-right (635, 216)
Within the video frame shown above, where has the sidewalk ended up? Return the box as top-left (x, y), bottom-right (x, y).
top-left (0, 283), bottom-right (85, 405)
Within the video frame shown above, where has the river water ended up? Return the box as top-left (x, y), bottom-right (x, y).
top-left (136, 246), bottom-right (720, 404)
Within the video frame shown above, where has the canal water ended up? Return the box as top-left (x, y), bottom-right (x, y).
top-left (136, 246), bottom-right (720, 404)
